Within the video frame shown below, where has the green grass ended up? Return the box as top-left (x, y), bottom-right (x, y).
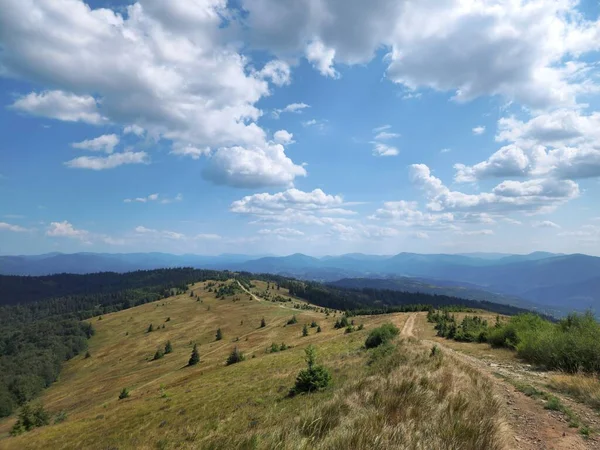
top-left (512, 382), bottom-right (580, 428)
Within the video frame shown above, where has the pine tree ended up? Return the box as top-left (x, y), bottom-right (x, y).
top-left (147, 323), bottom-right (154, 333)
top-left (226, 347), bottom-right (245, 365)
top-left (216, 328), bottom-right (223, 341)
top-left (260, 317), bottom-right (266, 328)
top-left (153, 349), bottom-right (164, 360)
top-left (317, 325), bottom-right (322, 333)
top-left (188, 344), bottom-right (200, 366)
top-left (164, 341), bottom-right (173, 354)
top-left (302, 324), bottom-right (309, 337)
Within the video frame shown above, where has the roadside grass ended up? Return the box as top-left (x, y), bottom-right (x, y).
top-left (548, 373), bottom-right (600, 413)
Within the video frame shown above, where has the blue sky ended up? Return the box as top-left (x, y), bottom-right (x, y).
top-left (1, 0), bottom-right (600, 256)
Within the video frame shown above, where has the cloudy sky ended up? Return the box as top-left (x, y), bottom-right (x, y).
top-left (1, 0), bottom-right (600, 256)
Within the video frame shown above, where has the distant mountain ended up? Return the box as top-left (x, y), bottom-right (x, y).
top-left (2, 251), bottom-right (598, 312)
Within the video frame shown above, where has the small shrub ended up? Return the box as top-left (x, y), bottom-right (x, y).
top-left (290, 345), bottom-right (331, 396)
top-left (287, 315), bottom-right (298, 325)
top-left (365, 323), bottom-right (399, 349)
top-left (302, 324), bottom-right (309, 337)
top-left (317, 325), bottom-right (322, 333)
top-left (357, 324), bottom-right (364, 331)
top-left (270, 343), bottom-right (280, 353)
top-left (280, 343), bottom-right (288, 351)
top-left (165, 317), bottom-right (171, 322)
top-left (153, 349), bottom-right (164, 360)
top-left (164, 341), bottom-right (173, 354)
top-left (310, 321), bottom-right (318, 328)
top-left (226, 347), bottom-right (245, 365)
top-left (54, 411), bottom-right (68, 424)
top-left (147, 324), bottom-right (154, 333)
top-left (430, 345), bottom-right (440, 357)
top-left (119, 388), bottom-right (130, 400)
top-left (345, 325), bottom-right (355, 334)
top-left (334, 316), bottom-right (350, 329)
top-left (260, 317), bottom-right (266, 328)
top-left (85, 351), bottom-right (91, 359)
top-left (216, 328), bottom-right (223, 341)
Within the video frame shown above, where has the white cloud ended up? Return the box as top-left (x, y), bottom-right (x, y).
top-left (272, 102), bottom-right (310, 118)
top-left (440, 148), bottom-right (451, 154)
top-left (259, 60), bottom-right (291, 86)
top-left (65, 151), bottom-right (149, 170)
top-left (329, 223), bottom-right (398, 241)
top-left (170, 144), bottom-right (211, 160)
top-left (532, 220), bottom-right (561, 229)
top-left (411, 164), bottom-right (579, 214)
top-left (10, 90), bottom-right (105, 124)
top-left (372, 142), bottom-right (399, 157)
top-left (124, 124), bottom-right (145, 136)
top-left (456, 229), bottom-right (494, 236)
top-left (0, 222), bottom-right (28, 232)
top-left (273, 130), bottom-right (294, 145)
top-left (231, 188), bottom-right (343, 215)
top-left (194, 233), bottom-right (221, 240)
top-left (134, 226), bottom-right (184, 240)
top-left (472, 126), bottom-right (486, 135)
top-left (306, 40), bottom-right (338, 78)
top-left (258, 228), bottom-right (305, 237)
top-left (72, 134), bottom-right (119, 154)
top-left (374, 131), bottom-right (400, 140)
top-left (371, 126), bottom-right (400, 157)
top-left (124, 193), bottom-right (182, 204)
top-left (456, 109), bottom-right (600, 182)
top-left (46, 221), bottom-right (89, 240)
top-left (0, 0), bottom-right (304, 188)
top-left (241, 0), bottom-right (600, 109)
top-left (204, 143), bottom-right (306, 188)
top-left (413, 231), bottom-right (429, 239)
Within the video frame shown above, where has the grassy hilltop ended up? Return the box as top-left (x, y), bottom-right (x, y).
top-left (0, 279), bottom-right (507, 450)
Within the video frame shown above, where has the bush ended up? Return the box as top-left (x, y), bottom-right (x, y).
top-left (215, 328), bottom-right (223, 341)
top-left (290, 345), bottom-right (331, 396)
top-left (260, 317), bottom-right (266, 328)
top-left (153, 349), bottom-right (164, 361)
top-left (302, 324), bottom-right (309, 337)
top-left (334, 316), bottom-right (350, 329)
top-left (147, 324), bottom-right (154, 333)
top-left (365, 323), bottom-right (399, 349)
top-left (118, 388), bottom-right (130, 400)
top-left (164, 341), bottom-right (173, 354)
top-left (287, 316), bottom-right (298, 325)
top-left (226, 347), bottom-right (245, 365)
top-left (10, 403), bottom-right (50, 435)
top-left (85, 351), bottom-right (91, 359)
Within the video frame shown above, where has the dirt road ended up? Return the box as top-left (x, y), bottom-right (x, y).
top-left (405, 313), bottom-right (596, 450)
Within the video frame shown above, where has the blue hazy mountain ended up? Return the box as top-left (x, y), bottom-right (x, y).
top-left (3, 250), bottom-right (600, 311)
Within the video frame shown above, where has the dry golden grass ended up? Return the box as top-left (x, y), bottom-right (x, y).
top-left (548, 373), bottom-right (600, 412)
top-left (0, 282), bottom-right (508, 450)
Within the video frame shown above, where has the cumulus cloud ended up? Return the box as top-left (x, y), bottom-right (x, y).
top-left (72, 134), bottom-right (119, 153)
top-left (10, 90), bottom-right (105, 124)
top-left (372, 143), bottom-right (399, 157)
top-left (65, 151), bottom-right (149, 170)
top-left (241, 0), bottom-right (600, 109)
top-left (273, 130), bottom-right (294, 145)
top-left (472, 126), bottom-right (486, 135)
top-left (46, 221), bottom-right (89, 240)
top-left (306, 40), bottom-right (338, 78)
top-left (204, 143), bottom-right (306, 188)
top-left (231, 188), bottom-right (343, 215)
top-left (0, 222), bottom-right (28, 232)
top-left (124, 124), bottom-right (145, 136)
top-left (0, 0), bottom-right (304, 188)
top-left (455, 109), bottom-right (600, 182)
top-left (411, 164), bottom-right (579, 214)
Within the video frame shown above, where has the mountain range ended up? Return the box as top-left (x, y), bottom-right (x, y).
top-left (1, 251), bottom-right (598, 314)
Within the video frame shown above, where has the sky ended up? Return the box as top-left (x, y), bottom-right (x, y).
top-left (1, 0), bottom-right (600, 257)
